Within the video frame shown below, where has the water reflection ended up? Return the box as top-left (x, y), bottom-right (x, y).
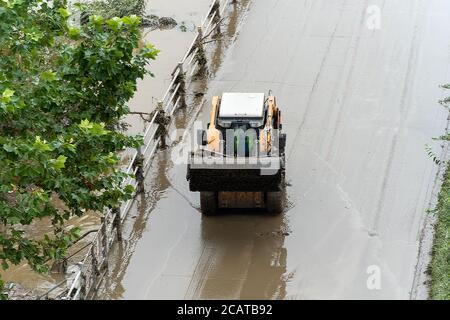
top-left (190, 209), bottom-right (287, 299)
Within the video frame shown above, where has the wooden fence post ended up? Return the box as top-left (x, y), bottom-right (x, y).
top-left (133, 147), bottom-right (145, 193)
top-left (100, 217), bottom-right (108, 270)
top-left (196, 26), bottom-right (207, 73)
top-left (213, 0), bottom-right (221, 33)
top-left (113, 208), bottom-right (122, 241)
top-left (176, 62), bottom-right (187, 108)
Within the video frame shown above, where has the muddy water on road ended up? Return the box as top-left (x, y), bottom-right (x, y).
top-left (100, 0), bottom-right (450, 300)
top-left (126, 0), bottom-right (213, 134)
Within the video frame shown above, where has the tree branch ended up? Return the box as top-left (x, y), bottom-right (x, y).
top-left (128, 111), bottom-right (155, 122)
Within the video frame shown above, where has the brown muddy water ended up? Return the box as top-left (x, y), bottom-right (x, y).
top-left (98, 0), bottom-right (450, 300)
top-left (1, 0), bottom-right (212, 297)
top-left (126, 0), bottom-right (213, 134)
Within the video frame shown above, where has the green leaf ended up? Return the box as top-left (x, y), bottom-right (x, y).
top-left (106, 17), bottom-right (123, 31)
top-left (33, 136), bottom-right (52, 152)
top-left (141, 44), bottom-right (160, 60)
top-left (70, 227), bottom-right (81, 239)
top-left (106, 152), bottom-right (117, 164)
top-left (73, 3), bottom-right (87, 11)
top-left (1, 88), bottom-right (14, 103)
top-left (25, 28), bottom-right (43, 42)
top-left (51, 155), bottom-right (67, 170)
top-left (4, 0), bottom-right (24, 9)
top-left (40, 70), bottom-right (57, 82)
top-left (91, 122), bottom-right (109, 135)
top-left (68, 27), bottom-right (81, 39)
top-left (89, 15), bottom-right (104, 27)
top-left (3, 144), bottom-right (16, 153)
top-left (57, 8), bottom-right (71, 19)
top-left (0, 278), bottom-right (7, 300)
top-left (79, 119), bottom-right (108, 135)
top-left (124, 184), bottom-right (134, 194)
top-left (78, 119), bottom-right (93, 130)
top-left (122, 15), bottom-right (140, 26)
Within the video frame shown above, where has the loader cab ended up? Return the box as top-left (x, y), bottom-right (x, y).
top-left (215, 93), bottom-right (266, 156)
top-left (216, 92), bottom-right (266, 130)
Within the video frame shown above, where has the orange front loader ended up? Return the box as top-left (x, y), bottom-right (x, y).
top-left (187, 93), bottom-right (286, 215)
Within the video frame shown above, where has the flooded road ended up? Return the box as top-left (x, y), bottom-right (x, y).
top-left (99, 0), bottom-right (450, 299)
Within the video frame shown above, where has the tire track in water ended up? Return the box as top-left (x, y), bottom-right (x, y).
top-left (287, 0), bottom-right (349, 162)
top-left (372, 0), bottom-right (424, 231)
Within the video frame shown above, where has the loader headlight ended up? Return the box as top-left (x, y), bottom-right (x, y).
top-left (218, 120), bottom-right (232, 128)
top-left (249, 121), bottom-right (262, 128)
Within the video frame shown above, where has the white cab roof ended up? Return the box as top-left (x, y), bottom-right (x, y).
top-left (219, 93), bottom-right (265, 118)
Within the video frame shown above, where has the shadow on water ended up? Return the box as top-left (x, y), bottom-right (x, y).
top-left (191, 205), bottom-right (288, 299)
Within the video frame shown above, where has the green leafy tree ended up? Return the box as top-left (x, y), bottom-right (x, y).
top-left (0, 0), bottom-right (158, 298)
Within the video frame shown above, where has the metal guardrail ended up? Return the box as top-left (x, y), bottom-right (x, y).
top-left (38, 0), bottom-right (232, 300)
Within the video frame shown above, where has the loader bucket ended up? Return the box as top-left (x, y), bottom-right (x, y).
top-left (187, 153), bottom-right (284, 192)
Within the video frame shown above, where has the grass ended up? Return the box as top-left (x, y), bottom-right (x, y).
top-left (428, 161), bottom-right (450, 300)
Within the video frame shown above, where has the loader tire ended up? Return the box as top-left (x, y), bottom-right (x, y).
top-left (200, 192), bottom-right (217, 216)
top-left (266, 191), bottom-right (283, 214)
